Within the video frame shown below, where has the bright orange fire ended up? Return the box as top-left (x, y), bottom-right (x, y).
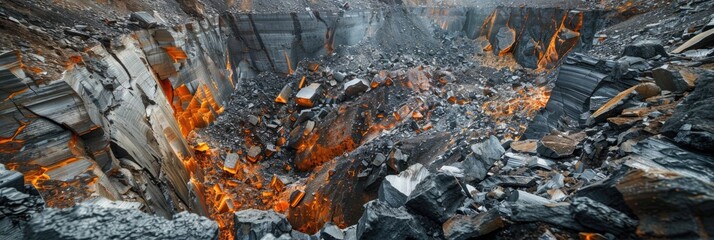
top-left (172, 84), bottom-right (224, 136)
top-left (482, 86), bottom-right (551, 140)
top-left (536, 11), bottom-right (584, 70)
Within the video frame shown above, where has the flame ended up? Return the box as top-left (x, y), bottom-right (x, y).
top-left (482, 86), bottom-right (551, 140)
top-left (536, 11), bottom-right (584, 70)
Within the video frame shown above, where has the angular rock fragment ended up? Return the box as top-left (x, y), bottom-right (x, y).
top-left (320, 222), bottom-right (345, 240)
top-left (275, 84), bottom-right (292, 104)
top-left (537, 132), bottom-right (584, 159)
top-left (343, 78), bottom-right (369, 97)
top-left (234, 209), bottom-right (292, 240)
top-left (295, 83), bottom-right (322, 108)
top-left (494, 27), bottom-right (516, 55)
top-left (509, 140), bottom-right (537, 153)
top-left (622, 40), bottom-right (668, 59)
top-left (443, 209), bottom-right (507, 240)
top-left (507, 190), bottom-right (555, 205)
top-left (378, 163), bottom-right (429, 208)
top-left (463, 136), bottom-right (505, 182)
top-left (130, 12), bottom-right (158, 28)
top-left (652, 65), bottom-right (694, 93)
top-left (405, 173), bottom-right (467, 223)
top-left (356, 200), bottom-right (427, 240)
top-left (499, 202), bottom-right (584, 231)
top-left (479, 176), bottom-right (538, 190)
top-left (572, 197), bottom-right (637, 236)
top-left (26, 203), bottom-right (218, 240)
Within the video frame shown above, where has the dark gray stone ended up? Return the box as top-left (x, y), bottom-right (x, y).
top-left (622, 40), bottom-right (668, 59)
top-left (319, 222), bottom-right (345, 240)
top-left (499, 202), bottom-right (585, 231)
top-left (572, 197), bottom-right (637, 236)
top-left (25, 204), bottom-right (218, 240)
top-left (356, 200), bottom-right (428, 240)
top-left (464, 136), bottom-right (504, 182)
top-left (234, 209), bottom-right (292, 240)
top-left (406, 173), bottom-right (467, 223)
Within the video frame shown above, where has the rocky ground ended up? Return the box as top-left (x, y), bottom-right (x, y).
top-left (1, 0), bottom-right (714, 239)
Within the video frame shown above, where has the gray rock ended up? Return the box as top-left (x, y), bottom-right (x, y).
top-left (464, 136), bottom-right (504, 182)
top-left (234, 209), bottom-right (292, 240)
top-left (378, 163), bottom-right (429, 208)
top-left (0, 166), bottom-right (24, 191)
top-left (572, 197), bottom-right (637, 236)
top-left (479, 176), bottom-right (538, 190)
top-left (130, 12), bottom-right (158, 28)
top-left (621, 40), bottom-right (668, 59)
top-left (343, 78), bottom-right (369, 97)
top-left (319, 222), bottom-right (345, 240)
top-left (499, 202), bottom-right (585, 231)
top-left (405, 173), bottom-right (467, 223)
top-left (356, 200), bottom-right (427, 240)
top-left (25, 204), bottom-right (218, 240)
top-left (652, 65), bottom-right (692, 93)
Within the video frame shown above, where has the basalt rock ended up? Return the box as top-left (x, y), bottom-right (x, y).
top-left (405, 173), bottom-right (467, 223)
top-left (572, 197), bottom-right (637, 236)
top-left (622, 40), bottom-right (668, 59)
top-left (463, 136), bottom-right (504, 182)
top-left (356, 200), bottom-right (428, 240)
top-left (234, 209), bottom-right (293, 240)
top-left (25, 203), bottom-right (218, 240)
top-left (378, 163), bottom-right (430, 208)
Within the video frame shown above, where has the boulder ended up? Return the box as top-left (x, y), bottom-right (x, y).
top-left (572, 197), bottom-right (637, 236)
top-left (343, 78), bottom-right (369, 97)
top-left (234, 209), bottom-right (292, 240)
top-left (464, 136), bottom-right (505, 182)
top-left (378, 163), bottom-right (430, 208)
top-left (652, 65), bottom-right (694, 93)
top-left (621, 40), bottom-right (668, 59)
top-left (356, 200), bottom-right (428, 240)
top-left (537, 133), bottom-right (583, 159)
top-left (405, 173), bottom-right (467, 223)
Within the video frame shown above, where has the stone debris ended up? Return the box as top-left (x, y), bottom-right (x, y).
top-left (356, 200), bottom-right (427, 240)
top-left (234, 209), bottom-right (292, 240)
top-left (405, 173), bottom-right (466, 223)
top-left (378, 163), bottom-right (430, 208)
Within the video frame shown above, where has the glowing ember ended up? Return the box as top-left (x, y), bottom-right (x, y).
top-left (482, 86), bottom-right (551, 139)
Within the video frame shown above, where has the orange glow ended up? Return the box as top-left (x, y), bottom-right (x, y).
top-left (172, 84), bottom-right (223, 136)
top-left (194, 142), bottom-right (210, 152)
top-left (536, 12), bottom-right (584, 70)
top-left (482, 86), bottom-right (551, 140)
top-left (0, 120), bottom-right (28, 153)
top-left (65, 55), bottom-right (83, 70)
top-left (283, 50), bottom-right (294, 75)
top-left (163, 46), bottom-right (188, 63)
top-left (299, 76), bottom-right (307, 89)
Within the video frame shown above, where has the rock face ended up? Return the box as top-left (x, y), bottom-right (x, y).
top-left (234, 209), bottom-right (293, 240)
top-left (661, 72), bottom-right (714, 151)
top-left (615, 138), bottom-right (714, 239)
top-left (356, 200), bottom-right (427, 240)
top-left (25, 204), bottom-right (218, 240)
top-left (405, 173), bottom-right (466, 223)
